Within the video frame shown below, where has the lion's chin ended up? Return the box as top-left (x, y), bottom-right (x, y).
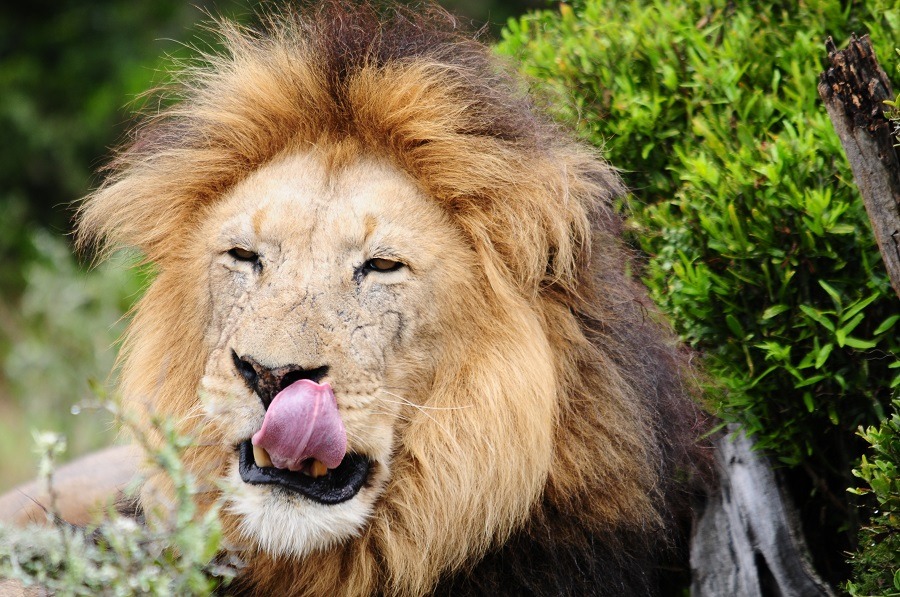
top-left (226, 456), bottom-right (379, 558)
top-left (237, 440), bottom-right (372, 504)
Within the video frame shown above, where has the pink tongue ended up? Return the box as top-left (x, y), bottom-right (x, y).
top-left (251, 379), bottom-right (347, 471)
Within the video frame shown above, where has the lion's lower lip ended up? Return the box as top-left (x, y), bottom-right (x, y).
top-left (238, 440), bottom-right (371, 504)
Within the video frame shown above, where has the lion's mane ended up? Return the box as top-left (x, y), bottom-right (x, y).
top-left (78, 2), bottom-right (709, 595)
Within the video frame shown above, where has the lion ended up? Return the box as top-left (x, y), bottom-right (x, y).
top-left (1, 2), bottom-right (709, 595)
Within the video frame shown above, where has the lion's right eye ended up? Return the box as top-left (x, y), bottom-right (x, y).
top-left (228, 247), bottom-right (259, 263)
top-left (365, 258), bottom-right (404, 272)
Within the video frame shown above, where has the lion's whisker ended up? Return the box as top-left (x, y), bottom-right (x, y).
top-left (364, 410), bottom-right (412, 423)
top-left (377, 389), bottom-right (473, 411)
top-left (373, 390), bottom-right (453, 438)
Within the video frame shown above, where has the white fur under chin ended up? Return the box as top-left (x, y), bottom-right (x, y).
top-left (225, 463), bottom-right (374, 558)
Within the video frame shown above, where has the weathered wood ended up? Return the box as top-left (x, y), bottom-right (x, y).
top-left (818, 34), bottom-right (900, 299)
top-left (690, 426), bottom-right (834, 597)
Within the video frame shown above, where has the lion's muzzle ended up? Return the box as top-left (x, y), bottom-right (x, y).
top-left (232, 350), bottom-right (329, 409)
top-left (232, 351), bottom-right (372, 505)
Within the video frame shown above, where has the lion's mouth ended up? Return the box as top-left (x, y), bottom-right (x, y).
top-left (238, 440), bottom-right (371, 504)
top-left (235, 376), bottom-right (371, 504)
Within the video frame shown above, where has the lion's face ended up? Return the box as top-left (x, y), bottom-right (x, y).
top-left (196, 150), bottom-right (479, 556)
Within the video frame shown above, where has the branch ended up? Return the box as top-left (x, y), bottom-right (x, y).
top-left (818, 34), bottom-right (900, 299)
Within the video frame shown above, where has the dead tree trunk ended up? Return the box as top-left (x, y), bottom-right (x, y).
top-left (690, 427), bottom-right (834, 597)
top-left (818, 34), bottom-right (900, 299)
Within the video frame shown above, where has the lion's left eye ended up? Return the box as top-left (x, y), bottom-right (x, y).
top-left (365, 258), bottom-right (404, 272)
top-left (229, 247), bottom-right (259, 262)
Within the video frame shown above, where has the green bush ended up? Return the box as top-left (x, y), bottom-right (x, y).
top-left (0, 1), bottom-right (255, 489)
top-left (847, 400), bottom-right (900, 595)
top-left (0, 406), bottom-right (235, 595)
top-left (0, 1), bottom-right (213, 490)
top-left (497, 0), bottom-right (900, 583)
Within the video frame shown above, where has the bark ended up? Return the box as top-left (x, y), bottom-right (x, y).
top-left (690, 427), bottom-right (834, 597)
top-left (818, 34), bottom-right (900, 299)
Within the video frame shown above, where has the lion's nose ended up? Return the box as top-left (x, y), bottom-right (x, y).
top-left (231, 350), bottom-right (330, 409)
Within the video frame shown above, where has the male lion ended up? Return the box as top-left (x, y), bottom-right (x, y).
top-left (2, 2), bottom-right (709, 595)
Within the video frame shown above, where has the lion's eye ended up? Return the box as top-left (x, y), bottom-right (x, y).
top-left (365, 258), bottom-right (404, 272)
top-left (228, 247), bottom-right (259, 262)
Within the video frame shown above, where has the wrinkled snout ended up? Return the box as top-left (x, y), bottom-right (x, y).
top-left (232, 350), bottom-right (330, 409)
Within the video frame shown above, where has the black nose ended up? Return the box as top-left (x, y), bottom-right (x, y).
top-left (232, 350), bottom-right (330, 409)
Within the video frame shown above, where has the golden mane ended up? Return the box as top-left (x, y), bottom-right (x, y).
top-left (77, 2), bottom-right (708, 594)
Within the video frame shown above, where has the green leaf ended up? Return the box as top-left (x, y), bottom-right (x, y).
top-left (747, 365), bottom-right (779, 389)
top-left (815, 343), bottom-right (833, 369)
top-left (828, 405), bottom-right (839, 425)
top-left (803, 392), bottom-right (815, 412)
top-left (796, 374), bottom-right (826, 388)
top-left (727, 203), bottom-right (748, 248)
top-left (798, 347), bottom-right (817, 369)
top-left (818, 280), bottom-right (842, 308)
top-left (838, 312), bottom-right (865, 338)
top-left (874, 314), bottom-right (900, 336)
top-left (842, 336), bottom-right (878, 350)
top-left (761, 304), bottom-right (789, 320)
top-left (843, 294), bottom-right (879, 320)
top-left (799, 305), bottom-right (835, 332)
top-left (726, 313), bottom-right (745, 338)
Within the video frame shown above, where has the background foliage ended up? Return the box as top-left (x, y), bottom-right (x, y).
top-left (497, 0), bottom-right (900, 587)
top-left (0, 0), bottom-right (212, 488)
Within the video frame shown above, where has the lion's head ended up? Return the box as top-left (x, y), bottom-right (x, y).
top-left (196, 148), bottom-right (559, 562)
top-left (78, 3), bottom-right (707, 594)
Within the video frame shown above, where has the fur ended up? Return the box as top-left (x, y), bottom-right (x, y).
top-left (77, 3), bottom-right (710, 595)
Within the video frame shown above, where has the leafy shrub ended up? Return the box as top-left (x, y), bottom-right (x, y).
top-left (0, 404), bottom-right (236, 595)
top-left (847, 400), bottom-right (900, 595)
top-left (0, 3), bottom-right (221, 233)
top-left (0, 0), bottom-right (231, 488)
top-left (497, 0), bottom-right (900, 582)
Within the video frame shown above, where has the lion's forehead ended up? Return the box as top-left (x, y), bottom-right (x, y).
top-left (211, 152), bottom-right (453, 264)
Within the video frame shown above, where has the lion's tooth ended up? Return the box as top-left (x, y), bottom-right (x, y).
top-left (309, 459), bottom-right (328, 478)
top-left (253, 444), bottom-right (273, 468)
